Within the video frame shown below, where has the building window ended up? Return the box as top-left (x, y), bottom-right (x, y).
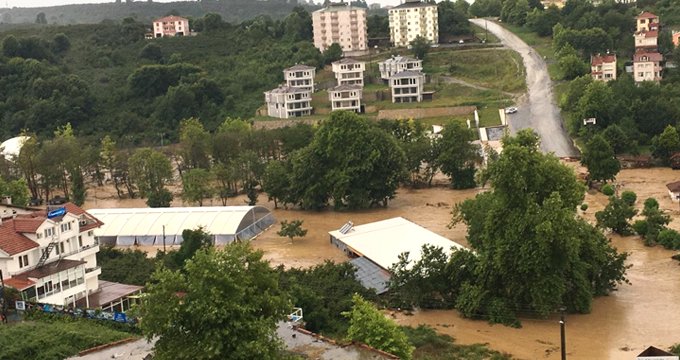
top-left (19, 254), bottom-right (28, 268)
top-left (55, 243), bottom-right (61, 255)
top-left (45, 227), bottom-right (54, 238)
top-left (88, 230), bottom-right (94, 237)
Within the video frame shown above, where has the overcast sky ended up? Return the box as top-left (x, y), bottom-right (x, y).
top-left (4, 0), bottom-right (407, 9)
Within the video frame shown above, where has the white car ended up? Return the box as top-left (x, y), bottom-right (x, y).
top-left (504, 107), bottom-right (518, 114)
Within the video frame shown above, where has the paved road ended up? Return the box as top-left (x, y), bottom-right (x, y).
top-left (470, 19), bottom-right (579, 157)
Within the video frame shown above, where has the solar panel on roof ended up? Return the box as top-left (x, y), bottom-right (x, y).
top-left (339, 221), bottom-right (354, 234)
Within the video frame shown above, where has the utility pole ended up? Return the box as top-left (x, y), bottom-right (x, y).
top-left (560, 306), bottom-right (567, 360)
top-left (162, 225), bottom-right (166, 253)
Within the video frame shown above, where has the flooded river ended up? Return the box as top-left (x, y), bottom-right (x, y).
top-left (85, 168), bottom-right (680, 359)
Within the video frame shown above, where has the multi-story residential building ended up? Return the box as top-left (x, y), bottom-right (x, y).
top-left (153, 16), bottom-right (190, 38)
top-left (264, 86), bottom-right (313, 118)
top-left (312, 2), bottom-right (368, 55)
top-left (390, 70), bottom-right (425, 103)
top-left (634, 29), bottom-right (659, 50)
top-left (591, 53), bottom-right (617, 82)
top-left (0, 203), bottom-right (103, 307)
top-left (328, 84), bottom-right (362, 112)
top-left (379, 55), bottom-right (423, 80)
top-left (636, 11), bottom-right (658, 32)
top-left (633, 51), bottom-right (663, 83)
top-left (331, 58), bottom-right (365, 86)
top-left (388, 0), bottom-right (438, 47)
top-left (540, 0), bottom-right (566, 8)
top-left (284, 64), bottom-right (316, 92)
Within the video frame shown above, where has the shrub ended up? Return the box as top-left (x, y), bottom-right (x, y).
top-left (580, 203), bottom-right (589, 212)
top-left (621, 191), bottom-right (637, 206)
top-left (644, 197), bottom-right (659, 210)
top-left (632, 220), bottom-right (649, 236)
top-left (601, 184), bottom-right (615, 196)
top-left (657, 229), bottom-right (680, 250)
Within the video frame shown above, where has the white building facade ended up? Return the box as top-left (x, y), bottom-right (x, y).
top-left (329, 84), bottom-right (362, 113)
top-left (379, 55), bottom-right (423, 80)
top-left (312, 3), bottom-right (368, 54)
top-left (331, 58), bottom-right (365, 86)
top-left (264, 86), bottom-right (313, 118)
top-left (390, 70), bottom-right (425, 103)
top-left (634, 52), bottom-right (663, 83)
top-left (153, 16), bottom-right (190, 38)
top-left (284, 64), bottom-right (316, 92)
top-left (388, 0), bottom-right (439, 47)
top-left (0, 203), bottom-right (103, 307)
top-left (591, 53), bottom-right (617, 82)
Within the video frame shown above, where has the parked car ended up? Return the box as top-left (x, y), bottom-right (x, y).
top-left (48, 196), bottom-right (67, 205)
top-left (504, 107), bottom-right (518, 114)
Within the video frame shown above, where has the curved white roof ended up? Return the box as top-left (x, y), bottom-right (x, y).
top-left (87, 206), bottom-right (271, 237)
top-left (1, 136), bottom-right (30, 160)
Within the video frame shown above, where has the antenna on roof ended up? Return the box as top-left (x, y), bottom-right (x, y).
top-left (339, 221), bottom-right (354, 234)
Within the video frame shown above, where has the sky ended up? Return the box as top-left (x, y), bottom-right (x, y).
top-left (4, 0), bottom-right (406, 9)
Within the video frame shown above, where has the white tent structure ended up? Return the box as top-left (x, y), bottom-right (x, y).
top-left (88, 206), bottom-right (275, 246)
top-left (0, 136), bottom-right (30, 160)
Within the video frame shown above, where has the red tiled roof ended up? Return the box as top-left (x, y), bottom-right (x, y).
top-left (4, 277), bottom-right (35, 291)
top-left (634, 51), bottom-right (663, 62)
top-left (14, 259), bottom-right (85, 280)
top-left (667, 181), bottom-right (680, 193)
top-left (153, 15), bottom-right (188, 23)
top-left (11, 217), bottom-right (44, 233)
top-left (637, 11), bottom-right (657, 19)
top-left (591, 54), bottom-right (616, 66)
top-left (34, 203), bottom-right (103, 232)
top-left (0, 220), bottom-right (39, 255)
top-left (635, 30), bottom-right (658, 38)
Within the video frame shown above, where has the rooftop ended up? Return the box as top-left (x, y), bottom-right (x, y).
top-left (76, 280), bottom-right (144, 308)
top-left (634, 51), bottom-right (663, 62)
top-left (391, 0), bottom-right (437, 10)
top-left (637, 11), bottom-right (658, 19)
top-left (391, 70), bottom-right (425, 79)
top-left (382, 55), bottom-right (420, 64)
top-left (314, 2), bottom-right (367, 13)
top-left (0, 219), bottom-right (39, 256)
top-left (16, 259), bottom-right (85, 279)
top-left (330, 217), bottom-right (466, 271)
top-left (667, 181), bottom-right (680, 193)
top-left (591, 53), bottom-right (616, 66)
top-left (332, 58), bottom-right (362, 65)
top-left (285, 64), bottom-right (316, 71)
top-left (331, 84), bottom-right (363, 92)
top-left (153, 15), bottom-right (188, 23)
top-left (636, 345), bottom-right (677, 357)
top-left (266, 86), bottom-right (312, 95)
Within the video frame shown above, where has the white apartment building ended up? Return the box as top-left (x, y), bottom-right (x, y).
top-left (264, 86), bottom-right (313, 118)
top-left (329, 84), bottom-right (363, 113)
top-left (388, 0), bottom-right (439, 47)
top-left (636, 11), bottom-right (658, 32)
top-left (0, 203), bottom-right (103, 307)
top-left (284, 64), bottom-right (316, 92)
top-left (591, 53), bottom-right (617, 82)
top-left (633, 51), bottom-right (663, 83)
top-left (331, 58), bottom-right (365, 86)
top-left (390, 70), bottom-right (425, 103)
top-left (379, 55), bottom-right (423, 80)
top-left (153, 16), bottom-right (190, 38)
top-left (312, 3), bottom-right (368, 54)
top-left (634, 29), bottom-right (658, 50)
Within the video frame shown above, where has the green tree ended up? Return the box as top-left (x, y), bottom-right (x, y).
top-left (438, 0), bottom-right (470, 37)
top-left (262, 160), bottom-right (290, 209)
top-left (282, 6), bottom-right (312, 41)
top-left (163, 227), bottom-right (214, 270)
top-left (410, 35), bottom-right (430, 60)
top-left (367, 15), bottom-right (389, 38)
top-left (469, 0), bottom-right (502, 17)
top-left (277, 219), bottom-right (308, 242)
top-left (322, 43), bottom-right (343, 65)
top-left (602, 124), bottom-right (633, 155)
top-left (635, 198), bottom-right (671, 245)
top-left (139, 43), bottom-right (163, 62)
top-left (181, 168), bottom-right (213, 206)
top-left (1, 35), bottom-right (19, 57)
top-left (437, 121), bottom-right (481, 189)
top-left (558, 54), bottom-right (589, 80)
top-left (35, 12), bottom-right (47, 24)
top-left (452, 130), bottom-right (628, 322)
top-left (178, 117), bottom-right (211, 171)
top-left (0, 178), bottom-right (30, 207)
top-left (70, 169), bottom-right (86, 206)
top-left (344, 294), bottom-right (414, 360)
top-left (581, 134), bottom-right (620, 184)
top-left (129, 148), bottom-right (173, 208)
top-left (51, 33), bottom-right (71, 54)
top-left (97, 245), bottom-right (156, 286)
top-left (651, 125), bottom-right (680, 165)
top-left (595, 195), bottom-right (637, 235)
top-left (137, 244), bottom-right (290, 360)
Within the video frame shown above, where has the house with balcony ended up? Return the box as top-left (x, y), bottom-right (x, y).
top-left (284, 64), bottom-right (316, 92)
top-left (633, 51), bottom-right (663, 83)
top-left (636, 11), bottom-right (659, 32)
top-left (331, 58), bottom-right (365, 86)
top-left (329, 84), bottom-right (362, 112)
top-left (388, 0), bottom-right (439, 47)
top-left (634, 29), bottom-right (658, 51)
top-left (390, 70), bottom-right (425, 103)
top-left (0, 203), bottom-right (103, 307)
top-left (264, 85), bottom-right (313, 118)
top-left (152, 15), bottom-right (190, 38)
top-left (379, 55), bottom-right (423, 81)
top-left (591, 53), bottom-right (617, 82)
top-left (312, 2), bottom-right (368, 55)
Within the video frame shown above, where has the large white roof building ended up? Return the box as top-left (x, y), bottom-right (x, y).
top-left (88, 206), bottom-right (274, 246)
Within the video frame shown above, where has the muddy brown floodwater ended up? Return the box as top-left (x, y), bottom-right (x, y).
top-left (84, 167), bottom-right (680, 360)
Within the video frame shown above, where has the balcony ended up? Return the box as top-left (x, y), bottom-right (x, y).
top-left (85, 266), bottom-right (102, 278)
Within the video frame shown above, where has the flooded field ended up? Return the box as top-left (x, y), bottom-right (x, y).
top-left (84, 167), bottom-right (680, 359)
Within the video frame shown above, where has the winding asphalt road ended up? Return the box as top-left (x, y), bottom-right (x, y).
top-left (470, 18), bottom-right (579, 157)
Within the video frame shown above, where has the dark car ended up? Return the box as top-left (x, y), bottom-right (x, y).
top-left (48, 196), bottom-right (67, 205)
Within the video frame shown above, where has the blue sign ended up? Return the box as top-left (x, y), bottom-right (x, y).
top-left (47, 207), bottom-right (67, 219)
top-left (114, 312), bottom-right (127, 323)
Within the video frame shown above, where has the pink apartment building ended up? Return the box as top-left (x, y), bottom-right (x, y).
top-left (153, 16), bottom-right (190, 38)
top-left (312, 2), bottom-right (368, 55)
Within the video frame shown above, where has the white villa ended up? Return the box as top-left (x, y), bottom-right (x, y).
top-left (390, 70), bottom-right (425, 103)
top-left (284, 64), bottom-right (316, 92)
top-left (331, 58), bottom-right (365, 86)
top-left (152, 15), bottom-right (190, 38)
top-left (379, 55), bottom-right (423, 80)
top-left (328, 84), bottom-right (363, 113)
top-left (0, 203), bottom-right (102, 307)
top-left (264, 85), bottom-right (313, 118)
top-left (388, 0), bottom-right (439, 47)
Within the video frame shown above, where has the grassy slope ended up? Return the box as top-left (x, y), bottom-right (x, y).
top-left (0, 320), bottom-right (134, 360)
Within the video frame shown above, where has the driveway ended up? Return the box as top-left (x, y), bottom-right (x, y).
top-left (470, 18), bottom-right (579, 157)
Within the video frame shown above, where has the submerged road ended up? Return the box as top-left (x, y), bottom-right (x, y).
top-left (470, 18), bottom-right (579, 157)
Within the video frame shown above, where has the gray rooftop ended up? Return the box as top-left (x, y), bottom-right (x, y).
top-left (350, 256), bottom-right (391, 295)
top-left (265, 86), bottom-right (310, 95)
top-left (314, 2), bottom-right (367, 13)
top-left (390, 70), bottom-right (425, 79)
top-left (330, 84), bottom-right (364, 92)
top-left (391, 0), bottom-right (437, 10)
top-left (285, 64), bottom-right (316, 71)
top-left (382, 55), bottom-right (421, 64)
top-left (333, 58), bottom-right (362, 65)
